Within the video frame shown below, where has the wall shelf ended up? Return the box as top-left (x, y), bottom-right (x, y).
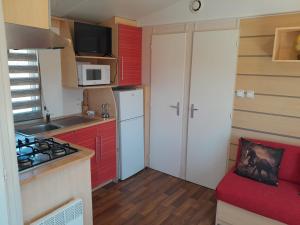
top-left (75, 55), bottom-right (117, 60)
top-left (80, 84), bottom-right (118, 90)
top-left (273, 27), bottom-right (300, 62)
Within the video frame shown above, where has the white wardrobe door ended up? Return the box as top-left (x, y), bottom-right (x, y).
top-left (186, 30), bottom-right (238, 189)
top-left (150, 33), bottom-right (187, 178)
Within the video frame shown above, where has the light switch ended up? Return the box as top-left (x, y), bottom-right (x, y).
top-left (246, 90), bottom-right (255, 99)
top-left (236, 90), bottom-right (245, 98)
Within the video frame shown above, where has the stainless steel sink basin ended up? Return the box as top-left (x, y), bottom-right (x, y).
top-left (53, 116), bottom-right (96, 127)
top-left (17, 123), bottom-right (62, 135)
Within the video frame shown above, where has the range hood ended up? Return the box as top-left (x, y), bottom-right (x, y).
top-left (5, 23), bottom-right (68, 50)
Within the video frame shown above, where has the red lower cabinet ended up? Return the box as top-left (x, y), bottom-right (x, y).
top-left (54, 121), bottom-right (116, 189)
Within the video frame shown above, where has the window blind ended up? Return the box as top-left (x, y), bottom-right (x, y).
top-left (8, 50), bottom-right (43, 122)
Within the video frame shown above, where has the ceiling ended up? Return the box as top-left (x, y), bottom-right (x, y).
top-left (50, 0), bottom-right (181, 23)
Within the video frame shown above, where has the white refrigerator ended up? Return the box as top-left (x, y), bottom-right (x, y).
top-left (114, 88), bottom-right (145, 180)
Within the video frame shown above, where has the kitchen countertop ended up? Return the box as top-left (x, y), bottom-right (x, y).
top-left (18, 114), bottom-right (116, 186)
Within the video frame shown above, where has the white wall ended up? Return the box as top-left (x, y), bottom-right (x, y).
top-left (140, 0), bottom-right (300, 26)
top-left (39, 49), bottom-right (83, 118)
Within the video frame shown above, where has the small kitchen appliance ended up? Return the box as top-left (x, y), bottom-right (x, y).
top-left (77, 63), bottom-right (110, 86)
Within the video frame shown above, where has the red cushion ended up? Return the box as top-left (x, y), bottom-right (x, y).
top-left (236, 138), bottom-right (300, 185)
top-left (216, 171), bottom-right (300, 225)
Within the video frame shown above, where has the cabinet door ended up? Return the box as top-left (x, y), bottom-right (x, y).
top-left (149, 33), bottom-right (187, 179)
top-left (73, 125), bottom-right (99, 171)
top-left (97, 121), bottom-right (117, 183)
top-left (186, 30), bottom-right (238, 189)
top-left (118, 24), bottom-right (142, 86)
top-left (3, 0), bottom-right (49, 29)
top-left (54, 131), bottom-right (76, 143)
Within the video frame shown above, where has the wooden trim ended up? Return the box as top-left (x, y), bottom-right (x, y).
top-left (239, 36), bottom-right (274, 56)
top-left (229, 144), bottom-right (238, 161)
top-left (236, 75), bottom-right (300, 97)
top-left (234, 95), bottom-right (300, 118)
top-left (232, 110), bottom-right (300, 138)
top-left (3, 0), bottom-right (49, 29)
top-left (231, 127), bottom-right (300, 146)
top-left (237, 57), bottom-right (300, 76)
top-left (240, 13), bottom-right (300, 37)
top-left (227, 160), bottom-right (236, 172)
top-left (216, 200), bottom-right (286, 225)
top-left (0, 1), bottom-right (23, 223)
top-left (60, 20), bottom-right (78, 88)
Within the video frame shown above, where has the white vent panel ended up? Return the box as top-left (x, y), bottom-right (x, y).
top-left (30, 199), bottom-right (83, 225)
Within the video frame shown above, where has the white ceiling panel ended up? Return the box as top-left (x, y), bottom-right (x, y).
top-left (50, 0), bottom-right (181, 23)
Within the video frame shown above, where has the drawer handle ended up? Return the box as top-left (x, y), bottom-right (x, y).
top-left (96, 136), bottom-right (102, 162)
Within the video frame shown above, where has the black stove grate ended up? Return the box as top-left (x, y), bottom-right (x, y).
top-left (16, 137), bottom-right (79, 172)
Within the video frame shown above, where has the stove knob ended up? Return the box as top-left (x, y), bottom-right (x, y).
top-left (17, 139), bottom-right (23, 146)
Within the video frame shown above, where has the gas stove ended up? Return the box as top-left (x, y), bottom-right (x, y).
top-left (16, 136), bottom-right (79, 172)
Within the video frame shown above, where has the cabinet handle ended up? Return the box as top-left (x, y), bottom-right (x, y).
top-left (170, 102), bottom-right (180, 116)
top-left (96, 136), bottom-right (101, 162)
top-left (121, 56), bottom-right (124, 81)
top-left (190, 104), bottom-right (199, 118)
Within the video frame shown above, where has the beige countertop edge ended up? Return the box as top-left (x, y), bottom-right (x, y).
top-left (37, 117), bottom-right (116, 137)
top-left (19, 118), bottom-right (116, 186)
top-left (19, 142), bottom-right (95, 186)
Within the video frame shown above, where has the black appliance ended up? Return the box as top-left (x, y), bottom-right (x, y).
top-left (16, 137), bottom-right (79, 172)
top-left (74, 22), bottom-right (112, 56)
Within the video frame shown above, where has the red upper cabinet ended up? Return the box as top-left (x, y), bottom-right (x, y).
top-left (118, 24), bottom-right (142, 86)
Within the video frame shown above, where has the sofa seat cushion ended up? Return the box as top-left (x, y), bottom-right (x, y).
top-left (216, 171), bottom-right (300, 225)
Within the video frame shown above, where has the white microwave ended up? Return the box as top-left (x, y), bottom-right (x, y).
top-left (77, 63), bottom-right (110, 86)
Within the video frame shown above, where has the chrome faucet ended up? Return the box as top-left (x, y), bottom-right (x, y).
top-left (44, 106), bottom-right (51, 123)
top-left (46, 112), bottom-right (51, 124)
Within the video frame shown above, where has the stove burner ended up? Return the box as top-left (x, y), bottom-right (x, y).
top-left (18, 156), bottom-right (33, 167)
top-left (52, 148), bottom-right (66, 157)
top-left (16, 137), bottom-right (79, 172)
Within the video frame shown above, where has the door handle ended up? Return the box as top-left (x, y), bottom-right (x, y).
top-left (170, 102), bottom-right (180, 116)
top-left (191, 104), bottom-right (199, 118)
top-left (121, 56), bottom-right (124, 81)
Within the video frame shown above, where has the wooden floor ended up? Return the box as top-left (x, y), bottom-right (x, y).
top-left (92, 168), bottom-right (216, 225)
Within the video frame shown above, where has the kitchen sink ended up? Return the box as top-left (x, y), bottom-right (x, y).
top-left (53, 116), bottom-right (96, 127)
top-left (17, 123), bottom-right (62, 135)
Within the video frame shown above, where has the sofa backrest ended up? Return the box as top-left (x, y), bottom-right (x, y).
top-left (236, 138), bottom-right (300, 185)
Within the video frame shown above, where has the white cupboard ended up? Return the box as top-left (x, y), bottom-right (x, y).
top-left (150, 33), bottom-right (187, 178)
top-left (149, 29), bottom-right (238, 189)
top-left (186, 30), bottom-right (238, 189)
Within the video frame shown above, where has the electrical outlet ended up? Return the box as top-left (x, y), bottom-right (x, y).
top-left (236, 89), bottom-right (245, 98)
top-left (246, 90), bottom-right (255, 99)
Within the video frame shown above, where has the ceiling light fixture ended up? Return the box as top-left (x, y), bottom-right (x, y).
top-left (189, 0), bottom-right (202, 13)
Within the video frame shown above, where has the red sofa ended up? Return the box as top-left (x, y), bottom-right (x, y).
top-left (216, 138), bottom-right (300, 225)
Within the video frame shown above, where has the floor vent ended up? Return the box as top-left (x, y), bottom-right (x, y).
top-left (30, 199), bottom-right (83, 225)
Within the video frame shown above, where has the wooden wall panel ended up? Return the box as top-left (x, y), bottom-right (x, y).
top-left (231, 128), bottom-right (300, 146)
top-left (227, 160), bottom-right (236, 171)
top-left (234, 95), bottom-right (300, 117)
top-left (237, 57), bottom-right (300, 76)
top-left (236, 75), bottom-right (300, 97)
top-left (233, 110), bottom-right (300, 138)
top-left (239, 37), bottom-right (274, 56)
top-left (240, 13), bottom-right (300, 36)
top-left (229, 144), bottom-right (238, 161)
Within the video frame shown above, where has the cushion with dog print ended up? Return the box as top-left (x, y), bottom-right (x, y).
top-left (235, 138), bottom-right (284, 186)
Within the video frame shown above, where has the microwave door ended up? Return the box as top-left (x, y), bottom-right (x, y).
top-left (87, 69), bottom-right (101, 85)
